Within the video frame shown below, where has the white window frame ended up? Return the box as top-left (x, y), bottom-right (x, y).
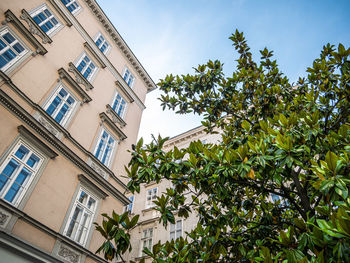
top-left (125, 195), bottom-right (134, 213)
top-left (43, 84), bottom-right (78, 127)
top-left (0, 140), bottom-right (45, 207)
top-left (30, 4), bottom-right (62, 36)
top-left (111, 91), bottom-right (127, 119)
top-left (140, 228), bottom-right (153, 256)
top-left (169, 219), bottom-right (183, 240)
top-left (93, 128), bottom-right (116, 167)
top-left (61, 0), bottom-right (82, 15)
top-left (94, 32), bottom-right (110, 55)
top-left (0, 26), bottom-right (29, 72)
top-left (145, 187), bottom-right (157, 209)
top-left (122, 67), bottom-right (135, 88)
top-left (63, 187), bottom-right (98, 246)
top-left (75, 52), bottom-right (98, 82)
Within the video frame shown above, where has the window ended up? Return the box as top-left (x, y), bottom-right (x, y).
top-left (95, 33), bottom-right (109, 54)
top-left (31, 5), bottom-right (61, 35)
top-left (141, 228), bottom-right (153, 256)
top-left (0, 141), bottom-right (43, 206)
top-left (170, 220), bottom-right (182, 240)
top-left (0, 28), bottom-right (28, 71)
top-left (44, 85), bottom-right (77, 126)
top-left (94, 129), bottom-right (115, 167)
top-left (125, 195), bottom-right (134, 213)
top-left (75, 53), bottom-right (97, 81)
top-left (145, 187), bottom-right (157, 208)
top-left (111, 93), bottom-right (127, 118)
top-left (61, 0), bottom-right (81, 14)
top-left (64, 188), bottom-right (97, 246)
top-left (123, 68), bottom-right (135, 87)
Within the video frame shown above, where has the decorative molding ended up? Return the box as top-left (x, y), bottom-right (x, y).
top-left (0, 200), bottom-right (107, 263)
top-left (115, 80), bottom-right (134, 103)
top-left (18, 125), bottom-right (58, 159)
top-left (88, 159), bottom-right (107, 179)
top-left (68, 62), bottom-right (94, 91)
top-left (20, 9), bottom-right (52, 44)
top-left (83, 42), bottom-right (106, 68)
top-left (47, 0), bottom-right (72, 27)
top-left (37, 115), bottom-right (60, 137)
top-left (58, 244), bottom-right (80, 263)
top-left (58, 68), bottom-right (92, 104)
top-left (0, 89), bottom-right (129, 205)
top-left (106, 104), bottom-right (126, 127)
top-left (99, 112), bottom-right (127, 140)
top-left (78, 174), bottom-right (108, 199)
top-left (83, 0), bottom-right (157, 92)
top-left (0, 209), bottom-right (11, 228)
top-left (3, 9), bottom-right (47, 55)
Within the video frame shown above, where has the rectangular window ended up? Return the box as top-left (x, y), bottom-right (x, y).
top-left (31, 5), bottom-right (61, 35)
top-left (125, 195), bottom-right (134, 213)
top-left (61, 0), bottom-right (81, 14)
top-left (170, 220), bottom-right (182, 240)
top-left (111, 93), bottom-right (127, 118)
top-left (141, 228), bottom-right (153, 256)
top-left (64, 188), bottom-right (97, 246)
top-left (75, 53), bottom-right (97, 81)
top-left (0, 141), bottom-right (43, 206)
top-left (44, 85), bottom-right (77, 126)
top-left (95, 33), bottom-right (109, 54)
top-left (145, 187), bottom-right (157, 208)
top-left (0, 28), bottom-right (28, 71)
top-left (94, 129), bottom-right (115, 167)
top-left (123, 68), bottom-right (135, 87)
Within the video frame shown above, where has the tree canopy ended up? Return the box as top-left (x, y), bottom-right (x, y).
top-left (96, 30), bottom-right (350, 263)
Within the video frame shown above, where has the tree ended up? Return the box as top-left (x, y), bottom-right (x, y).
top-left (96, 30), bottom-right (350, 262)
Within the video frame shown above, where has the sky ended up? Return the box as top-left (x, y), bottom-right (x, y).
top-left (97, 0), bottom-right (350, 143)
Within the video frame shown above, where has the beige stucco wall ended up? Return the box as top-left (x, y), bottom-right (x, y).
top-left (0, 0), bottom-right (154, 262)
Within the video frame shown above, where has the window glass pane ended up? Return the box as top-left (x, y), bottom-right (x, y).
top-left (15, 145), bottom-right (29, 160)
top-left (13, 43), bottom-right (25, 54)
top-left (87, 197), bottom-right (96, 210)
top-left (3, 49), bottom-right (16, 62)
top-left (54, 103), bottom-right (69, 123)
top-left (3, 33), bottom-right (15, 44)
top-left (66, 206), bottom-right (83, 237)
top-left (4, 167), bottom-right (31, 202)
top-left (0, 39), bottom-right (6, 50)
top-left (26, 154), bottom-right (40, 168)
top-left (0, 159), bottom-right (19, 191)
top-left (78, 191), bottom-right (88, 204)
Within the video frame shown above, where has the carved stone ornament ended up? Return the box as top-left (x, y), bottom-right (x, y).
top-left (68, 63), bottom-right (92, 91)
top-left (106, 104), bottom-right (126, 127)
top-left (90, 161), bottom-right (107, 178)
top-left (0, 211), bottom-right (9, 226)
top-left (58, 245), bottom-right (80, 263)
top-left (20, 9), bottom-right (51, 44)
top-left (38, 115), bottom-right (59, 137)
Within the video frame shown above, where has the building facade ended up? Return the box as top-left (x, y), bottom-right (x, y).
top-left (125, 126), bottom-right (221, 262)
top-left (0, 0), bottom-right (156, 262)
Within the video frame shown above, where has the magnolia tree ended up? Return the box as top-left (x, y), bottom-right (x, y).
top-left (95, 30), bottom-right (350, 262)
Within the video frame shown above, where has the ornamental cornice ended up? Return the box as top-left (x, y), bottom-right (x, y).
top-left (3, 9), bottom-right (47, 55)
top-left (83, 0), bottom-right (157, 92)
top-left (20, 9), bottom-right (52, 44)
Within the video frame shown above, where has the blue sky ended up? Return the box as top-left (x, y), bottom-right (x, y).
top-left (97, 0), bottom-right (350, 143)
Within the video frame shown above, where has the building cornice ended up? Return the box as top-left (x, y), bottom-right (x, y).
top-left (58, 68), bottom-right (92, 103)
top-left (3, 9), bottom-right (47, 55)
top-left (164, 125), bottom-right (206, 148)
top-left (83, 0), bottom-right (157, 92)
top-left (0, 200), bottom-right (108, 263)
top-left (0, 88), bottom-right (129, 205)
top-left (20, 9), bottom-right (52, 44)
top-left (99, 112), bottom-right (127, 140)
